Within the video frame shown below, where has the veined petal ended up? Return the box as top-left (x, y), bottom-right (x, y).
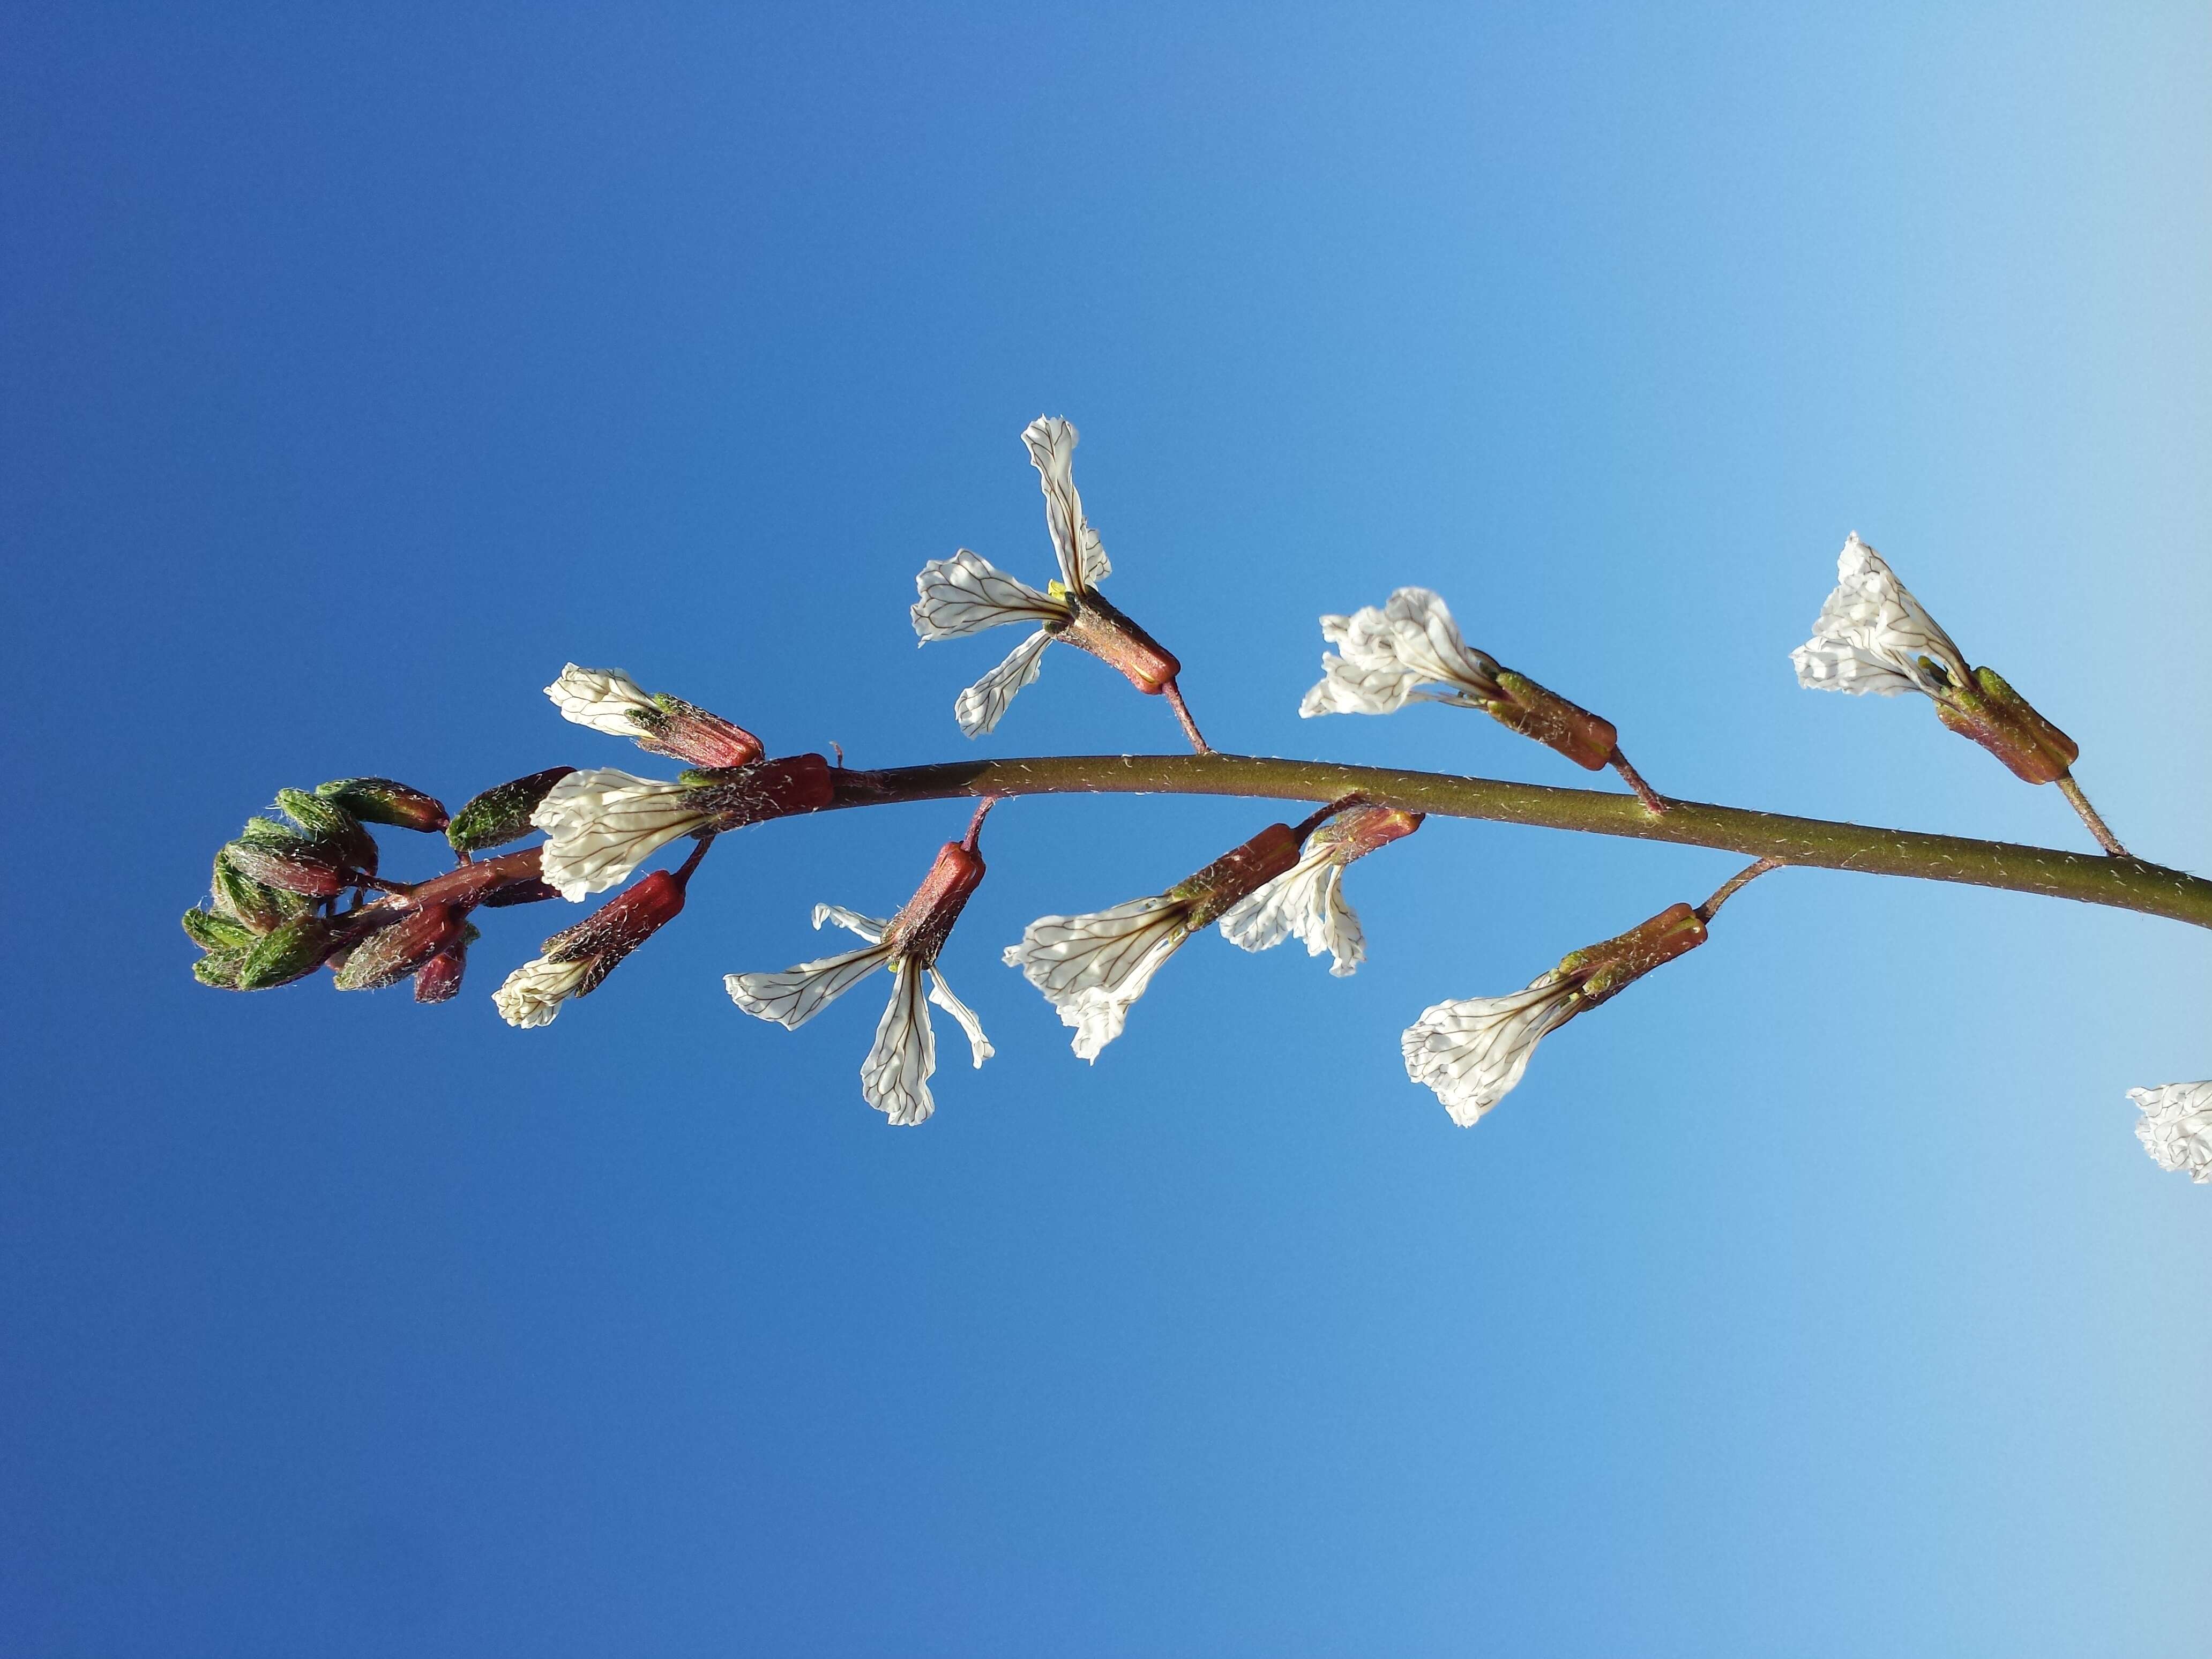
top-left (726, 942), bottom-right (893, 1029)
top-left (1791, 533), bottom-right (1971, 698)
top-left (545, 663), bottom-right (658, 737)
top-left (861, 958), bottom-right (938, 1126)
top-left (812, 903), bottom-right (890, 945)
top-left (2128, 1082), bottom-right (2212, 1184)
top-left (1301, 588), bottom-right (1501, 715)
top-left (1219, 851), bottom-right (1370, 977)
top-left (1022, 415), bottom-right (1111, 589)
top-left (1401, 977), bottom-right (1577, 1126)
top-left (954, 627), bottom-right (1054, 738)
top-left (926, 967), bottom-right (994, 1067)
top-left (912, 549), bottom-right (1066, 640)
top-left (1300, 653), bottom-right (1418, 717)
top-left (532, 768), bottom-right (712, 901)
top-left (492, 955), bottom-right (594, 1028)
top-left (1003, 894), bottom-right (1192, 1061)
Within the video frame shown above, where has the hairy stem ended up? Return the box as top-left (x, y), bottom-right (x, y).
top-left (823, 753), bottom-right (2212, 932)
top-left (2056, 774), bottom-right (2129, 858)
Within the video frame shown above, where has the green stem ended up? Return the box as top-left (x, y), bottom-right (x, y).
top-left (825, 753), bottom-right (2212, 932)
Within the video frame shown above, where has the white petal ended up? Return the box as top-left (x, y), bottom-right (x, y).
top-left (1791, 533), bottom-right (1971, 698)
top-left (1003, 895), bottom-right (1191, 1061)
top-left (953, 627), bottom-right (1053, 738)
top-left (2128, 1082), bottom-right (2212, 1183)
top-left (492, 955), bottom-right (594, 1028)
top-left (911, 549), bottom-right (1066, 640)
top-left (1217, 849), bottom-right (1330, 954)
top-left (811, 903), bottom-right (890, 944)
top-left (725, 943), bottom-right (892, 1029)
top-left (1299, 588), bottom-right (1500, 716)
top-left (1311, 863), bottom-right (1367, 977)
top-left (861, 958), bottom-right (938, 1125)
top-left (1401, 978), bottom-right (1576, 1126)
top-left (1022, 415), bottom-right (1111, 589)
top-left (532, 768), bottom-right (711, 901)
top-left (926, 967), bottom-right (994, 1067)
top-left (544, 663), bottom-right (658, 737)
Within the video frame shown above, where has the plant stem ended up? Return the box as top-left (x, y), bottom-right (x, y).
top-left (2056, 774), bottom-right (2129, 858)
top-left (1695, 857), bottom-right (1784, 923)
top-left (823, 752), bottom-right (2212, 932)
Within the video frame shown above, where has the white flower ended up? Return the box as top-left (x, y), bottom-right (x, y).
top-left (1003, 895), bottom-right (1193, 1062)
top-left (910, 416), bottom-right (1115, 737)
top-left (1300, 588), bottom-right (1504, 718)
top-left (531, 768), bottom-right (712, 901)
top-left (1791, 533), bottom-right (1970, 698)
top-left (491, 955), bottom-right (593, 1028)
top-left (544, 663), bottom-right (657, 737)
top-left (726, 903), bottom-right (992, 1127)
top-left (1218, 847), bottom-right (1366, 976)
top-left (2128, 1082), bottom-right (2212, 1184)
top-left (1401, 977), bottom-right (1579, 1126)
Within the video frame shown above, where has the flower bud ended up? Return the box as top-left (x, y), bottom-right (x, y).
top-left (633, 694), bottom-right (765, 769)
top-left (1932, 667), bottom-right (2079, 786)
top-left (1172, 823), bottom-right (1303, 929)
top-left (882, 842), bottom-right (987, 966)
top-left (236, 914), bottom-right (361, 990)
top-left (193, 951), bottom-right (248, 990)
top-left (182, 906), bottom-right (258, 953)
top-left (1051, 587), bottom-right (1182, 694)
top-left (447, 767), bottom-right (578, 854)
top-left (413, 924), bottom-right (478, 1004)
top-left (333, 903), bottom-right (471, 992)
top-left (315, 777), bottom-right (450, 833)
top-left (1483, 671), bottom-right (1618, 772)
top-left (479, 875), bottom-right (561, 908)
top-left (211, 850), bottom-right (310, 933)
top-left (684, 753), bottom-right (837, 830)
top-left (275, 788), bottom-right (379, 877)
top-left (538, 869), bottom-right (689, 996)
top-left (221, 836), bottom-right (354, 899)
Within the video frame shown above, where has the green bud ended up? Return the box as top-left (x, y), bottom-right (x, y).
top-left (182, 907), bottom-right (258, 952)
top-left (277, 788), bottom-right (379, 877)
top-left (222, 836), bottom-right (352, 899)
top-left (316, 777), bottom-right (450, 833)
top-left (211, 850), bottom-right (311, 933)
top-left (193, 950), bottom-right (249, 990)
top-left (236, 914), bottom-right (357, 990)
top-left (239, 815), bottom-right (303, 848)
top-left (447, 767), bottom-right (577, 854)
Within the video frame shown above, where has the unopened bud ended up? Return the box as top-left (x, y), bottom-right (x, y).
top-left (1051, 586), bottom-right (1182, 694)
top-left (236, 914), bottom-right (361, 990)
top-left (193, 951), bottom-right (248, 990)
top-left (1552, 902), bottom-right (1707, 1011)
top-left (316, 777), bottom-right (450, 833)
top-left (480, 875), bottom-right (561, 908)
top-left (276, 788), bottom-right (379, 877)
top-left (1933, 667), bottom-right (2079, 785)
top-left (211, 850), bottom-right (310, 933)
top-left (1483, 671), bottom-right (1618, 772)
top-left (447, 767), bottom-right (577, 854)
top-left (182, 906), bottom-right (258, 953)
top-left (413, 923), bottom-right (478, 1003)
top-left (685, 753), bottom-right (836, 830)
top-left (883, 842), bottom-right (987, 966)
top-left (1173, 823), bottom-right (1304, 928)
top-left (333, 903), bottom-right (471, 991)
top-left (222, 836), bottom-right (354, 899)
top-left (634, 695), bottom-right (765, 769)
top-left (541, 869), bottom-right (688, 996)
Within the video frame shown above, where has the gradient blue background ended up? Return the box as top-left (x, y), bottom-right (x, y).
top-left (6, 5), bottom-right (2209, 1654)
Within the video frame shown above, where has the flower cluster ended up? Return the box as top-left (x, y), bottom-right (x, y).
top-left (2127, 1082), bottom-right (2212, 1184)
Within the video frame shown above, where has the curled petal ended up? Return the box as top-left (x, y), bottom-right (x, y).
top-left (913, 549), bottom-right (1066, 640)
top-left (1003, 895), bottom-right (1192, 1062)
top-left (1401, 978), bottom-right (1578, 1126)
top-left (1022, 415), bottom-right (1111, 589)
top-left (2128, 1082), bottom-right (2212, 1184)
top-left (1791, 534), bottom-right (1971, 698)
top-left (492, 955), bottom-right (594, 1029)
top-left (726, 943), bottom-right (892, 1029)
top-left (1218, 850), bottom-right (1367, 977)
top-left (545, 663), bottom-right (658, 737)
top-left (812, 903), bottom-right (890, 945)
top-left (926, 967), bottom-right (994, 1067)
top-left (1299, 589), bottom-right (1502, 717)
top-left (532, 769), bottom-right (712, 901)
top-left (954, 627), bottom-right (1054, 738)
top-left (861, 958), bottom-right (938, 1126)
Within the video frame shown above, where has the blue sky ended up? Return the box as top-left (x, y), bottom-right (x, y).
top-left (5, 4), bottom-right (2209, 1654)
